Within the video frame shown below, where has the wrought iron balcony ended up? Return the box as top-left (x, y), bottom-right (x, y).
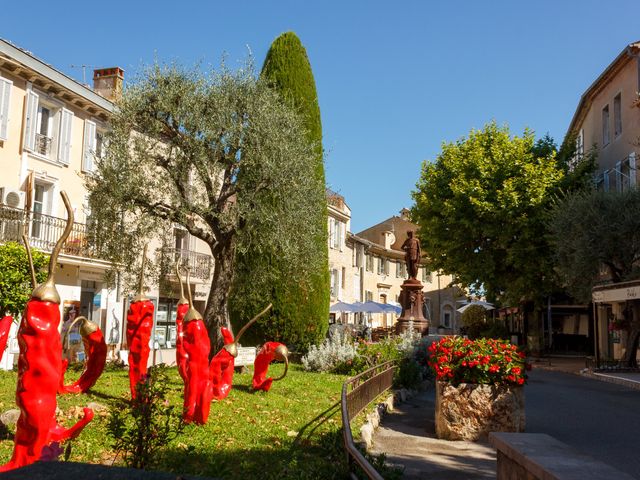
top-left (0, 205), bottom-right (98, 258)
top-left (35, 133), bottom-right (52, 156)
top-left (160, 247), bottom-right (212, 281)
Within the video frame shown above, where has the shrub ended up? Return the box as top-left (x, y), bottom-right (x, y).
top-left (427, 337), bottom-right (528, 386)
top-left (107, 365), bottom-right (184, 469)
top-left (301, 331), bottom-right (357, 372)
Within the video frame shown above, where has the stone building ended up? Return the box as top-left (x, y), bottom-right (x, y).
top-left (327, 190), bottom-right (464, 332)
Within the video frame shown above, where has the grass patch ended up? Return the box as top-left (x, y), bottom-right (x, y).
top-left (0, 363), bottom-right (351, 479)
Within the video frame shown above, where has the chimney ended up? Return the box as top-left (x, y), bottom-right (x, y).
top-left (382, 231), bottom-right (394, 250)
top-left (93, 67), bottom-right (124, 102)
top-left (399, 208), bottom-right (411, 221)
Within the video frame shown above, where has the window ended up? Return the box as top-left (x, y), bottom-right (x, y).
top-left (614, 94), bottom-right (622, 138)
top-left (365, 254), bottom-right (373, 272)
top-left (422, 268), bottom-right (432, 283)
top-left (329, 218), bottom-right (343, 250)
top-left (365, 290), bottom-right (373, 302)
top-left (396, 261), bottom-right (401, 277)
top-left (174, 227), bottom-right (188, 252)
top-left (443, 311), bottom-right (451, 328)
top-left (570, 129), bottom-right (584, 169)
top-left (602, 105), bottom-right (610, 146)
top-left (330, 268), bottom-right (340, 298)
top-left (377, 257), bottom-right (388, 275)
top-left (24, 86), bottom-right (73, 164)
top-left (0, 76), bottom-right (12, 141)
top-left (83, 120), bottom-right (106, 172)
top-left (31, 182), bottom-right (53, 239)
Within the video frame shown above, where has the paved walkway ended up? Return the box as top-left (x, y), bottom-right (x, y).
top-left (369, 388), bottom-right (496, 479)
top-left (369, 356), bottom-right (640, 479)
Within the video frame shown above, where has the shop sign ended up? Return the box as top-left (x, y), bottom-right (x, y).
top-left (235, 347), bottom-right (257, 367)
top-left (593, 285), bottom-right (640, 303)
top-left (78, 268), bottom-right (104, 282)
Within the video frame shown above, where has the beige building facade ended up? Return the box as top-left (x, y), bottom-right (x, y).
top-left (568, 41), bottom-right (640, 191)
top-left (567, 41), bottom-right (640, 362)
top-left (0, 39), bottom-right (213, 366)
top-left (327, 191), bottom-right (464, 332)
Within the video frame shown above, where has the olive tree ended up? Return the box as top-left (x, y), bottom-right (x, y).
top-left (86, 61), bottom-right (325, 349)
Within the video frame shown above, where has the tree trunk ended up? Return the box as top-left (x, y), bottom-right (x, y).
top-left (203, 238), bottom-right (235, 357)
top-left (621, 301), bottom-right (640, 368)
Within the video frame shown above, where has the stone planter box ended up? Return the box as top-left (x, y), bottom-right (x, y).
top-left (435, 381), bottom-right (525, 441)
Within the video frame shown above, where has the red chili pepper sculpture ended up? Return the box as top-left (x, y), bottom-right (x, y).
top-left (0, 315), bottom-right (13, 363)
top-left (175, 262), bottom-right (189, 385)
top-left (0, 193), bottom-right (93, 472)
top-left (252, 342), bottom-right (289, 392)
top-left (178, 267), bottom-right (212, 424)
top-left (126, 246), bottom-right (154, 399)
top-left (59, 317), bottom-right (107, 394)
top-left (209, 304), bottom-right (272, 400)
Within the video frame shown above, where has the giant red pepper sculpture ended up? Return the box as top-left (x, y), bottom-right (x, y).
top-left (126, 246), bottom-right (154, 399)
top-left (0, 193), bottom-right (93, 472)
top-left (209, 303), bottom-right (272, 400)
top-left (178, 267), bottom-right (212, 424)
top-left (0, 315), bottom-right (13, 363)
top-left (175, 261), bottom-right (189, 384)
top-left (59, 316), bottom-right (107, 394)
top-left (252, 342), bottom-right (289, 392)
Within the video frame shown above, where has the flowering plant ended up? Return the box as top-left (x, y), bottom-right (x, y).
top-left (427, 337), bottom-right (528, 386)
top-left (608, 317), bottom-right (629, 332)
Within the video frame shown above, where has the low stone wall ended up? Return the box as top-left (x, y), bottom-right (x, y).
top-left (490, 432), bottom-right (635, 480)
top-left (435, 381), bottom-right (525, 441)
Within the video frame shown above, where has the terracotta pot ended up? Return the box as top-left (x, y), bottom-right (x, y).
top-left (435, 381), bottom-right (525, 441)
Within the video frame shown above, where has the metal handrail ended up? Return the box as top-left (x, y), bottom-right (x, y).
top-left (341, 360), bottom-right (396, 480)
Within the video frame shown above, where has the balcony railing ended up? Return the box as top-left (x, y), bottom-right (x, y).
top-left (161, 247), bottom-right (212, 280)
top-left (35, 133), bottom-right (52, 156)
top-left (0, 205), bottom-right (98, 258)
top-left (0, 205), bottom-right (214, 280)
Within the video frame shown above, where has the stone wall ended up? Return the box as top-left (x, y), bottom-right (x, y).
top-left (435, 381), bottom-right (525, 441)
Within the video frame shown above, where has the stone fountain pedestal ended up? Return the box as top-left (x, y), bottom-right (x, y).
top-left (394, 278), bottom-right (429, 336)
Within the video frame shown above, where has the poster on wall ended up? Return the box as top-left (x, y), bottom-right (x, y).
top-left (61, 300), bottom-right (81, 338)
top-left (107, 303), bottom-right (123, 345)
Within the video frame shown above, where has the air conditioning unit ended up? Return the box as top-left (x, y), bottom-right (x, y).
top-left (3, 190), bottom-right (25, 209)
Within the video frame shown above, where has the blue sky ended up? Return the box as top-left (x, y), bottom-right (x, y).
top-left (3, 1), bottom-right (639, 231)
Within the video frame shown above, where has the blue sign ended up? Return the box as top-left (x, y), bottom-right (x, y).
top-left (93, 293), bottom-right (102, 307)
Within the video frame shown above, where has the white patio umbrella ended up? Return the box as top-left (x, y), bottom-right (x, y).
top-left (329, 301), bottom-right (358, 313)
top-left (456, 300), bottom-right (495, 313)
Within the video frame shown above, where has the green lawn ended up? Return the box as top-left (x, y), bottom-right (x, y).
top-left (0, 363), bottom-right (351, 479)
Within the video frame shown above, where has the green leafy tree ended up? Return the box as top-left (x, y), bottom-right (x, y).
top-left (412, 122), bottom-right (566, 306)
top-left (0, 242), bottom-right (48, 317)
top-left (549, 189), bottom-right (640, 366)
top-left (230, 32), bottom-right (329, 348)
top-left (86, 60), bottom-right (325, 350)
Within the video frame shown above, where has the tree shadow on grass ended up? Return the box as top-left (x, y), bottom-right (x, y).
top-left (158, 431), bottom-right (350, 480)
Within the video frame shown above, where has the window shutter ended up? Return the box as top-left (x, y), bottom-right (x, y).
top-left (603, 171), bottom-right (610, 192)
top-left (615, 161), bottom-right (622, 192)
top-left (0, 78), bottom-right (12, 141)
top-left (630, 153), bottom-right (637, 187)
top-left (338, 221), bottom-right (344, 251)
top-left (23, 88), bottom-right (39, 151)
top-left (58, 108), bottom-right (73, 164)
top-left (83, 120), bottom-right (96, 172)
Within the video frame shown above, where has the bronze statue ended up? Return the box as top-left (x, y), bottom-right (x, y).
top-left (402, 230), bottom-right (421, 279)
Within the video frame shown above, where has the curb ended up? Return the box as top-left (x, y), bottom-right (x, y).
top-left (581, 371), bottom-right (640, 391)
top-left (532, 364), bottom-right (640, 391)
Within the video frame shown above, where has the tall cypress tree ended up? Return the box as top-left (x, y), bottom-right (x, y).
top-left (229, 32), bottom-right (329, 349)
